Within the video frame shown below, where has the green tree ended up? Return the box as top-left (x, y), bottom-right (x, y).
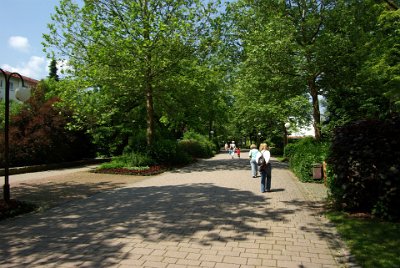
top-left (321, 0), bottom-right (400, 130)
top-left (226, 0), bottom-right (317, 142)
top-left (48, 58), bottom-right (59, 81)
top-left (43, 0), bottom-right (224, 148)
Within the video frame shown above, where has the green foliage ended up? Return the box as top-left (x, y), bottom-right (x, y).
top-left (0, 86), bottom-right (94, 167)
top-left (327, 118), bottom-right (400, 220)
top-left (327, 211), bottom-right (400, 268)
top-left (43, 0), bottom-right (227, 147)
top-left (0, 101), bottom-right (24, 130)
top-left (283, 142), bottom-right (298, 159)
top-left (179, 131), bottom-right (216, 158)
top-left (323, 1), bottom-right (399, 128)
top-left (48, 58), bottom-right (59, 81)
top-left (100, 152), bottom-right (154, 169)
top-left (285, 137), bottom-right (330, 183)
top-left (149, 138), bottom-right (192, 166)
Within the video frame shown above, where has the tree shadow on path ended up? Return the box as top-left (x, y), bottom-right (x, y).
top-left (172, 153), bottom-right (286, 173)
top-left (0, 183), bottom-right (296, 267)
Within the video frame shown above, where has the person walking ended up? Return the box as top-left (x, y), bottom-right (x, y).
top-left (248, 144), bottom-right (259, 178)
top-left (236, 147), bottom-right (241, 158)
top-left (256, 143), bottom-right (272, 193)
top-left (229, 141), bottom-right (236, 159)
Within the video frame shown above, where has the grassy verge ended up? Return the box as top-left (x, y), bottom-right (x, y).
top-left (326, 211), bottom-right (400, 268)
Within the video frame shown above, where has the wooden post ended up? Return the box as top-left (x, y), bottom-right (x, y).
top-left (323, 161), bottom-right (327, 187)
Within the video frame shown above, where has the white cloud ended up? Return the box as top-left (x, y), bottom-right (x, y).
top-left (2, 56), bottom-right (46, 80)
top-left (8, 36), bottom-right (31, 53)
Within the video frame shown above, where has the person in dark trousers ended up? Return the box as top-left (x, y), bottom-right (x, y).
top-left (256, 143), bottom-right (272, 193)
top-left (248, 144), bottom-right (259, 178)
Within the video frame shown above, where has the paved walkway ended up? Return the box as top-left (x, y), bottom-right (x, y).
top-left (0, 153), bottom-right (352, 267)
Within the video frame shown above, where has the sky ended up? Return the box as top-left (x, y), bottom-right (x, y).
top-left (0, 0), bottom-right (64, 80)
top-left (1, 0), bottom-right (228, 81)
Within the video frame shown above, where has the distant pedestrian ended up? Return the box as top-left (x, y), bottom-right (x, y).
top-left (248, 144), bottom-right (259, 178)
top-left (224, 143), bottom-right (229, 151)
top-left (236, 147), bottom-right (241, 158)
top-left (256, 143), bottom-right (272, 193)
top-left (229, 141), bottom-right (236, 159)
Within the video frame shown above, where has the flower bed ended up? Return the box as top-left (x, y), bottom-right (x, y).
top-left (93, 165), bottom-right (167, 176)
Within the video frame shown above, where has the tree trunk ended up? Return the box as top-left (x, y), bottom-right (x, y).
top-left (309, 77), bottom-right (321, 140)
top-left (143, 0), bottom-right (154, 147)
top-left (283, 124), bottom-right (288, 147)
top-left (145, 75), bottom-right (154, 147)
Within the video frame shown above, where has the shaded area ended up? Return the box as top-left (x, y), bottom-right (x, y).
top-left (2, 181), bottom-right (126, 211)
top-left (0, 153), bottom-right (344, 267)
top-left (0, 183), bottom-right (295, 267)
top-left (173, 153), bottom-right (288, 173)
top-left (0, 199), bottom-right (37, 220)
top-left (0, 171), bottom-right (148, 217)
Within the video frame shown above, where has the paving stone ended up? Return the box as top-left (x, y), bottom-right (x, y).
top-left (0, 154), bottom-right (353, 267)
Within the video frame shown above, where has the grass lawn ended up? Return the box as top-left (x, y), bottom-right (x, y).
top-left (327, 211), bottom-right (400, 268)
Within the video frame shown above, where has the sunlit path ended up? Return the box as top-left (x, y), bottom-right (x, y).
top-left (0, 153), bottom-right (351, 267)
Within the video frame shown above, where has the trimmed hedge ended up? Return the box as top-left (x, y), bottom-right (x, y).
top-left (327, 118), bottom-right (400, 220)
top-left (284, 137), bottom-right (330, 182)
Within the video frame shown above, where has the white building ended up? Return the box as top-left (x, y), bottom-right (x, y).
top-left (0, 70), bottom-right (39, 101)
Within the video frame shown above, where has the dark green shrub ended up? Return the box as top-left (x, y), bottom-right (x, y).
top-left (179, 131), bottom-right (215, 158)
top-left (269, 146), bottom-right (283, 156)
top-left (113, 152), bottom-right (154, 167)
top-left (149, 138), bottom-right (192, 166)
top-left (327, 118), bottom-right (400, 220)
top-left (283, 142), bottom-right (298, 158)
top-left (178, 139), bottom-right (206, 158)
top-left (286, 137), bottom-right (330, 182)
top-left (123, 130), bottom-right (147, 154)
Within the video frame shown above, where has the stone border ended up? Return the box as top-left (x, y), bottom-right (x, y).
top-left (0, 158), bottom-right (110, 176)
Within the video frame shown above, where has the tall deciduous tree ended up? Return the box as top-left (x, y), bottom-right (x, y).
top-left (227, 0), bottom-right (326, 139)
top-left (320, 0), bottom-right (400, 129)
top-left (43, 0), bottom-right (223, 147)
top-left (227, 0), bottom-right (399, 140)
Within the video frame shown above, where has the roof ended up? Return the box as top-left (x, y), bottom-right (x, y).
top-left (0, 69), bottom-right (39, 86)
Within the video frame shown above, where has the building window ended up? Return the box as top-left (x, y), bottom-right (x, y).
top-left (0, 79), bottom-right (3, 88)
top-left (10, 82), bottom-right (14, 91)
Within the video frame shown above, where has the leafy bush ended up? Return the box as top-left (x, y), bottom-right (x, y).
top-left (102, 152), bottom-right (154, 169)
top-left (0, 89), bottom-right (94, 167)
top-left (327, 118), bottom-right (400, 220)
top-left (149, 138), bottom-right (192, 166)
top-left (283, 142), bottom-right (298, 158)
top-left (179, 131), bottom-right (216, 158)
top-left (285, 137), bottom-right (330, 182)
top-left (101, 131), bottom-right (213, 170)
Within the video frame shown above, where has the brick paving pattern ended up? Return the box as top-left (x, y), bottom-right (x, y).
top-left (0, 153), bottom-right (352, 267)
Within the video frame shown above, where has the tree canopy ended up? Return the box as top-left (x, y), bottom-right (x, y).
top-left (43, 0), bottom-right (228, 149)
top-left (40, 0), bottom-right (399, 154)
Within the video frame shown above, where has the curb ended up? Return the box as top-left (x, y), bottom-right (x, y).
top-left (0, 158), bottom-right (110, 176)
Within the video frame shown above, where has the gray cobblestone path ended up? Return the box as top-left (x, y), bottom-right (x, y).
top-left (0, 153), bottom-right (352, 267)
